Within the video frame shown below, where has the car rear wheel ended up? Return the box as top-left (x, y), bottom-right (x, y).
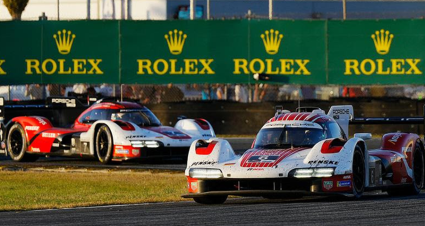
top-left (352, 146), bottom-right (365, 198)
top-left (387, 140), bottom-right (424, 196)
top-left (95, 125), bottom-right (113, 164)
top-left (7, 123), bottom-right (38, 162)
top-left (193, 195), bottom-right (227, 204)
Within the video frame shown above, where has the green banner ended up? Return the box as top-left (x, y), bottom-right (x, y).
top-left (328, 20), bottom-right (425, 85)
top-left (0, 21), bottom-right (119, 85)
top-left (1, 19), bottom-right (425, 85)
top-left (247, 20), bottom-right (326, 84)
top-left (121, 20), bottom-right (249, 84)
top-left (121, 20), bottom-right (326, 84)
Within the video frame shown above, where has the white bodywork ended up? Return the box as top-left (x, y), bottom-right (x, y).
top-left (82, 118), bottom-right (215, 155)
top-left (185, 105), bottom-right (369, 189)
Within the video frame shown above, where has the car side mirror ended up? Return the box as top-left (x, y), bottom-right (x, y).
top-left (354, 133), bottom-right (372, 140)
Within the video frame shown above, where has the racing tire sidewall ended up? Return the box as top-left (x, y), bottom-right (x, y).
top-left (7, 123), bottom-right (27, 161)
top-left (95, 125), bottom-right (113, 164)
top-left (411, 140), bottom-right (424, 193)
top-left (352, 146), bottom-right (365, 199)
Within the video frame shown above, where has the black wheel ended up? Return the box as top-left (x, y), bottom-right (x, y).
top-left (95, 125), bottom-right (113, 164)
top-left (193, 195), bottom-right (227, 204)
top-left (387, 140), bottom-right (424, 196)
top-left (7, 123), bottom-right (38, 162)
top-left (352, 146), bottom-right (365, 198)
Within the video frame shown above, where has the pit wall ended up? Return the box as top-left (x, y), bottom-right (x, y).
top-left (3, 98), bottom-right (424, 136)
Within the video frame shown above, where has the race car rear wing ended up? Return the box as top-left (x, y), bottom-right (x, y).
top-left (328, 105), bottom-right (425, 137)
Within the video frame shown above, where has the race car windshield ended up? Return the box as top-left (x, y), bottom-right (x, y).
top-left (111, 109), bottom-right (161, 127)
top-left (254, 127), bottom-right (326, 149)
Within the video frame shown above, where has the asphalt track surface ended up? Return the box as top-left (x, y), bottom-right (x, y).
top-left (1, 193), bottom-right (425, 226)
top-left (3, 138), bottom-right (418, 226)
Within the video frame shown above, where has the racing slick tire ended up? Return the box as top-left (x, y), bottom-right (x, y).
top-left (352, 146), bottom-right (365, 199)
top-left (7, 123), bottom-right (38, 162)
top-left (193, 195), bottom-right (228, 204)
top-left (95, 125), bottom-right (114, 164)
top-left (387, 140), bottom-right (424, 196)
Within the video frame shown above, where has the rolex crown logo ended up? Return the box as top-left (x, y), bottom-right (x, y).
top-left (53, 29), bottom-right (76, 55)
top-left (371, 29), bottom-right (394, 55)
top-left (261, 29), bottom-right (284, 55)
top-left (164, 30), bottom-right (187, 55)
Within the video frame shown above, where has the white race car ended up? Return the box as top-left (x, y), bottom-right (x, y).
top-left (0, 97), bottom-right (216, 163)
top-left (183, 105), bottom-right (425, 204)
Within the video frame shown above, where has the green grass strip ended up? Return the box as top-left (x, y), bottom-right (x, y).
top-left (0, 171), bottom-right (187, 211)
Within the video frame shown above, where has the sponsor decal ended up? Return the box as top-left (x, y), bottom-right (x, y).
top-left (202, 134), bottom-right (212, 137)
top-left (115, 149), bottom-right (129, 154)
top-left (233, 29), bottom-right (310, 76)
top-left (42, 133), bottom-right (56, 138)
top-left (52, 98), bottom-right (76, 107)
top-left (35, 117), bottom-right (47, 126)
top-left (191, 160), bottom-right (217, 167)
top-left (337, 180), bottom-right (351, 187)
top-left (343, 175), bottom-right (352, 180)
top-left (308, 160), bottom-right (339, 165)
top-left (132, 149), bottom-right (140, 156)
top-left (190, 182), bottom-right (198, 191)
top-left (25, 126), bottom-right (39, 131)
top-left (389, 133), bottom-right (402, 144)
top-left (344, 29), bottom-right (422, 76)
top-left (26, 29), bottom-right (103, 76)
top-left (31, 147), bottom-right (40, 152)
top-left (247, 168), bottom-right (265, 171)
top-left (137, 30), bottom-right (215, 76)
top-left (52, 143), bottom-right (59, 147)
top-left (332, 108), bottom-right (350, 115)
top-left (248, 155), bottom-right (280, 163)
top-left (401, 178), bottom-right (407, 183)
top-left (126, 135), bottom-right (147, 139)
top-left (323, 181), bottom-right (333, 190)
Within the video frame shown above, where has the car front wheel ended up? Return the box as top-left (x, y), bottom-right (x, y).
top-left (95, 125), bottom-right (113, 164)
top-left (7, 123), bottom-right (38, 162)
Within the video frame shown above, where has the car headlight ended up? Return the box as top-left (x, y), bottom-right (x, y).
top-left (130, 140), bottom-right (161, 148)
top-left (293, 168), bottom-right (334, 178)
top-left (189, 168), bottom-right (223, 179)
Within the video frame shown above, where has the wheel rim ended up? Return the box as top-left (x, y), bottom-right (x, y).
top-left (97, 129), bottom-right (110, 158)
top-left (413, 147), bottom-right (424, 188)
top-left (9, 129), bottom-right (23, 156)
top-left (353, 150), bottom-right (365, 193)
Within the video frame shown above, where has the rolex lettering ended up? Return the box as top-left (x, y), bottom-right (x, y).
top-left (136, 29), bottom-right (216, 75)
top-left (25, 29), bottom-right (104, 75)
top-left (232, 29), bottom-right (311, 76)
top-left (344, 29), bottom-right (422, 76)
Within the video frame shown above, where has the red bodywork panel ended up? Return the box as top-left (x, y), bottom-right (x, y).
top-left (321, 139), bottom-right (345, 154)
top-left (240, 148), bottom-right (307, 168)
top-left (11, 116), bottom-right (87, 154)
top-left (196, 141), bottom-right (218, 155)
top-left (268, 112), bottom-right (333, 124)
top-left (369, 133), bottom-right (419, 185)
